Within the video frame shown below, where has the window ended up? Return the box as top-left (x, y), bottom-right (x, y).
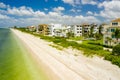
top-left (112, 35), bottom-right (115, 38)
top-left (77, 31), bottom-right (79, 33)
top-left (112, 22), bottom-right (118, 25)
top-left (111, 28), bottom-right (115, 32)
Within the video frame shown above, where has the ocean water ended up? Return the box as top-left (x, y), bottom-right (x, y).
top-left (0, 28), bottom-right (49, 80)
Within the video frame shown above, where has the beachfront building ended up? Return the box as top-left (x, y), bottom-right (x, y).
top-left (92, 23), bottom-right (99, 34)
top-left (48, 23), bottom-right (70, 37)
top-left (71, 25), bottom-right (82, 37)
top-left (81, 23), bottom-right (90, 36)
top-left (27, 26), bottom-right (36, 32)
top-left (37, 24), bottom-right (49, 35)
top-left (103, 18), bottom-right (120, 46)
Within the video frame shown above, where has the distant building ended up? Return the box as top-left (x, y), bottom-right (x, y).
top-left (92, 23), bottom-right (99, 34)
top-left (103, 18), bottom-right (120, 46)
top-left (71, 25), bottom-right (82, 37)
top-left (37, 24), bottom-right (49, 35)
top-left (82, 23), bottom-right (90, 35)
top-left (27, 26), bottom-right (36, 32)
top-left (48, 23), bottom-right (70, 37)
top-left (80, 23), bottom-right (99, 37)
top-left (48, 23), bottom-right (62, 36)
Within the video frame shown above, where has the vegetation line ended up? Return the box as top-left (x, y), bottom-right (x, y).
top-left (15, 28), bottom-right (120, 68)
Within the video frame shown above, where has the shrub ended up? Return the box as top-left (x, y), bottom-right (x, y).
top-left (112, 44), bottom-right (120, 56)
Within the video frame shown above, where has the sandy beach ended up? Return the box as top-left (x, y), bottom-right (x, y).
top-left (11, 29), bottom-right (120, 80)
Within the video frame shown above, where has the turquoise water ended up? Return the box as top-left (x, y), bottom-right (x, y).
top-left (0, 28), bottom-right (49, 80)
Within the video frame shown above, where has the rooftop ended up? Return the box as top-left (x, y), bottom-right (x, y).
top-left (111, 18), bottom-right (120, 22)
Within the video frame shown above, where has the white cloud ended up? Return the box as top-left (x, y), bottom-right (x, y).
top-left (81, 0), bottom-right (97, 5)
top-left (70, 9), bottom-right (76, 12)
top-left (70, 9), bottom-right (81, 12)
top-left (7, 6), bottom-right (33, 16)
top-left (62, 0), bottom-right (74, 5)
top-left (7, 6), bottom-right (46, 17)
top-left (98, 1), bottom-right (120, 20)
top-left (0, 14), bottom-right (9, 19)
top-left (75, 15), bottom-right (100, 23)
top-left (62, 0), bottom-right (80, 6)
top-left (0, 2), bottom-right (100, 27)
top-left (53, 6), bottom-right (65, 14)
top-left (87, 11), bottom-right (93, 15)
top-left (53, 6), bottom-right (65, 12)
top-left (0, 2), bottom-right (7, 8)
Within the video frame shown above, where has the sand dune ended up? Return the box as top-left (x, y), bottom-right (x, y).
top-left (11, 29), bottom-right (120, 80)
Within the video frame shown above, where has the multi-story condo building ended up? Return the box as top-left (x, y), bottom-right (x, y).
top-left (71, 25), bottom-right (82, 36)
top-left (48, 23), bottom-right (62, 36)
top-left (82, 23), bottom-right (90, 36)
top-left (82, 23), bottom-right (99, 36)
top-left (103, 18), bottom-right (120, 46)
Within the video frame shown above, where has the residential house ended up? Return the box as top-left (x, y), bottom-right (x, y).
top-left (103, 18), bottom-right (120, 46)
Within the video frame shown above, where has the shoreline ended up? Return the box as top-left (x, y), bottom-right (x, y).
top-left (11, 29), bottom-right (120, 80)
top-left (11, 29), bottom-right (60, 80)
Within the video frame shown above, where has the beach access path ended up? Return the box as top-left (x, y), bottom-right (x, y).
top-left (11, 29), bottom-right (120, 80)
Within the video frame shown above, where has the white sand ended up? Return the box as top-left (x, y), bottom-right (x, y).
top-left (11, 29), bottom-right (120, 80)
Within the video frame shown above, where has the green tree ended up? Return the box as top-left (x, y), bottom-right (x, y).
top-left (89, 24), bottom-right (94, 37)
top-left (106, 37), bottom-right (112, 46)
top-left (94, 33), bottom-right (102, 40)
top-left (114, 28), bottom-right (120, 42)
top-left (66, 32), bottom-right (74, 38)
top-left (112, 44), bottom-right (120, 56)
top-left (98, 24), bottom-right (103, 35)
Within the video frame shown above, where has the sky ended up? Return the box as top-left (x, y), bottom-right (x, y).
top-left (0, 0), bottom-right (120, 27)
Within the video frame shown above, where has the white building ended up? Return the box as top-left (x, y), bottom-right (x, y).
top-left (71, 25), bottom-right (82, 37)
top-left (48, 23), bottom-right (70, 37)
top-left (103, 18), bottom-right (120, 46)
top-left (92, 24), bottom-right (99, 34)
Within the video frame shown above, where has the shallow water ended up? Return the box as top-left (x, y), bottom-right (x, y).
top-left (0, 28), bottom-right (49, 80)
